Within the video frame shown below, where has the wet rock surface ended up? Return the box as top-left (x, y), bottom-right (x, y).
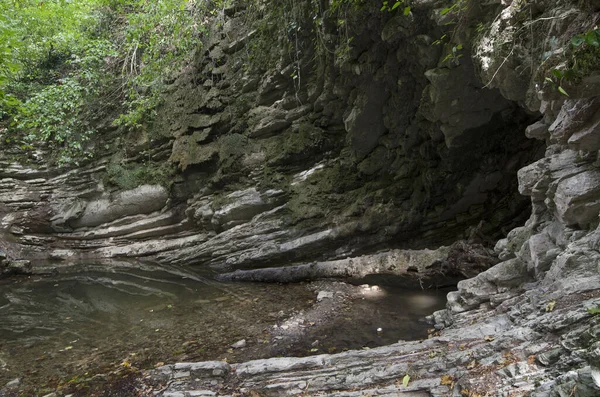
top-left (1, 0), bottom-right (600, 396)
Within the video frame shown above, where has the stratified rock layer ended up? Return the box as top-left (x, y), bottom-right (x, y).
top-left (1, 0), bottom-right (600, 395)
top-left (141, 0), bottom-right (600, 396)
top-left (0, 0), bottom-right (540, 272)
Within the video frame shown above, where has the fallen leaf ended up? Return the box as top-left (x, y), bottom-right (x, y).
top-left (441, 375), bottom-right (454, 387)
top-left (402, 374), bottom-right (410, 387)
top-left (546, 300), bottom-right (556, 312)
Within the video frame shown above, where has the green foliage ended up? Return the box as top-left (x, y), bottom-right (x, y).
top-left (111, 0), bottom-right (208, 129)
top-left (0, 0), bottom-right (101, 87)
top-left (544, 27), bottom-right (600, 97)
top-left (15, 78), bottom-right (95, 165)
top-left (402, 374), bottom-right (410, 387)
top-left (587, 306), bottom-right (600, 315)
top-left (310, 0), bottom-right (364, 67)
top-left (0, 0), bottom-right (117, 165)
top-left (439, 0), bottom-right (464, 18)
top-left (105, 161), bottom-right (175, 190)
top-left (431, 0), bottom-right (471, 67)
top-left (571, 28), bottom-right (600, 48)
top-left (441, 44), bottom-right (464, 65)
top-left (380, 1), bottom-right (411, 16)
top-left (569, 28), bottom-right (600, 77)
top-left (0, 0), bottom-right (216, 166)
top-left (10, 40), bottom-right (116, 165)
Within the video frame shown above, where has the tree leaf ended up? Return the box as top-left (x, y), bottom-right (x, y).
top-left (557, 87), bottom-right (569, 97)
top-left (546, 300), bottom-right (557, 311)
top-left (571, 34), bottom-right (585, 47)
top-left (551, 69), bottom-right (564, 79)
top-left (391, 2), bottom-right (401, 11)
top-left (586, 29), bottom-right (600, 47)
top-left (402, 374), bottom-right (410, 387)
top-left (403, 6), bottom-right (411, 16)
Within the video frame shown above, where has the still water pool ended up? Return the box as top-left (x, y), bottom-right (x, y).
top-left (0, 262), bottom-right (447, 395)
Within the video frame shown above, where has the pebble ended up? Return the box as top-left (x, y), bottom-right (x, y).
top-left (317, 291), bottom-right (334, 301)
top-left (5, 378), bottom-right (20, 388)
top-left (231, 339), bottom-right (247, 349)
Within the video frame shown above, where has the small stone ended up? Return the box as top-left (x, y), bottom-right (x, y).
top-left (231, 339), bottom-right (247, 349)
top-left (537, 348), bottom-right (563, 366)
top-left (317, 291), bottom-right (334, 301)
top-left (5, 378), bottom-right (20, 388)
top-left (377, 328), bottom-right (383, 333)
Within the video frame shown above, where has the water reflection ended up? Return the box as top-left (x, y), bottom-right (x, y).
top-left (0, 262), bottom-right (449, 393)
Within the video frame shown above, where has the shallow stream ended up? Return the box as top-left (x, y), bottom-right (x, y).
top-left (0, 262), bottom-right (447, 395)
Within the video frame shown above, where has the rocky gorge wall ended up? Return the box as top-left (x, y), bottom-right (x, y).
top-left (142, 0), bottom-right (600, 395)
top-left (1, 0), bottom-right (543, 276)
top-left (1, 0), bottom-right (600, 395)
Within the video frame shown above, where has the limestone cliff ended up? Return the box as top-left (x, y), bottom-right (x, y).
top-left (148, 0), bottom-right (600, 395)
top-left (1, 0), bottom-right (541, 273)
top-left (1, 0), bottom-right (600, 395)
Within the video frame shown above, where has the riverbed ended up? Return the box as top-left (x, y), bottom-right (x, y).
top-left (0, 262), bottom-right (447, 396)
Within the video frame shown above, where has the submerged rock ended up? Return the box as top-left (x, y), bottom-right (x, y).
top-left (0, 259), bottom-right (32, 278)
top-left (231, 339), bottom-right (247, 349)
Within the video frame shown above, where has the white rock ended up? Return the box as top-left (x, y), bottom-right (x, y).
top-left (231, 339), bottom-right (247, 349)
top-left (317, 291), bottom-right (334, 301)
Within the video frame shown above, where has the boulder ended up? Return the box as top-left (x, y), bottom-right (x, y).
top-left (527, 232), bottom-right (559, 276)
top-left (70, 185), bottom-right (169, 229)
top-left (344, 82), bottom-right (388, 159)
top-left (554, 170), bottom-right (600, 227)
top-left (448, 258), bottom-right (529, 312)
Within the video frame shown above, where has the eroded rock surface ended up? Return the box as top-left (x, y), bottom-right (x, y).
top-left (1, 0), bottom-right (600, 396)
top-left (0, 0), bottom-right (541, 272)
top-left (135, 0), bottom-right (600, 396)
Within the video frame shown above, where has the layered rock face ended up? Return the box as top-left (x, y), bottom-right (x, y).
top-left (1, 0), bottom-right (600, 394)
top-left (141, 0), bottom-right (600, 396)
top-left (0, 0), bottom-right (540, 272)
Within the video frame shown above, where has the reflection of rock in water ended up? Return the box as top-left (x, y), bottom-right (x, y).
top-left (0, 263), bottom-right (322, 390)
top-left (0, 263), bottom-right (210, 341)
top-left (404, 293), bottom-right (442, 311)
